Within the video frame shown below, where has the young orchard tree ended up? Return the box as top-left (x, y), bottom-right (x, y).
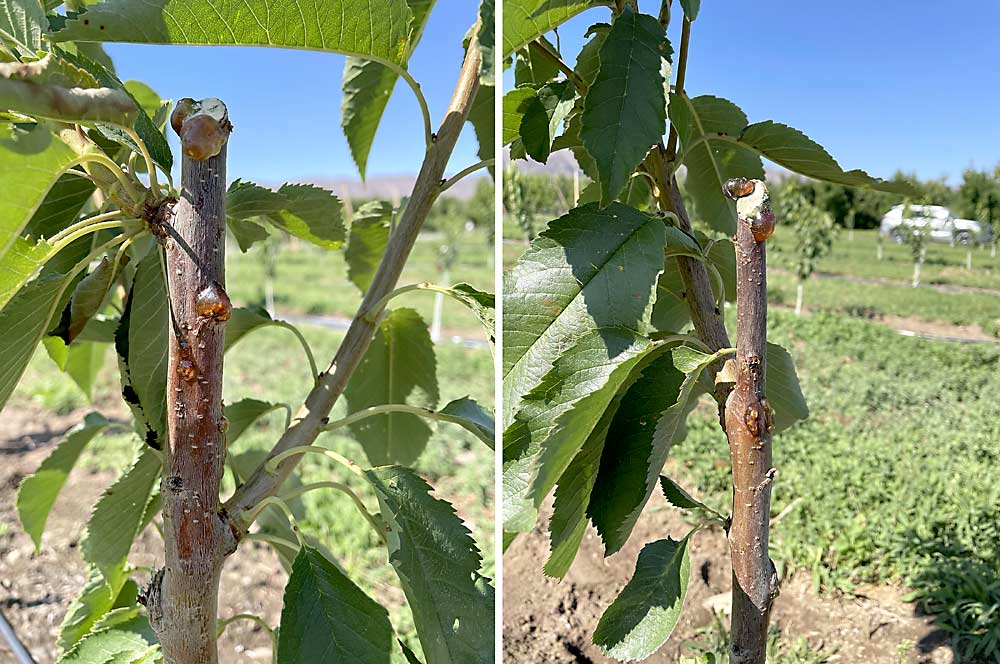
top-left (898, 202), bottom-right (929, 287)
top-left (774, 182), bottom-right (836, 316)
top-left (501, 2), bottom-right (910, 662)
top-left (2, 1), bottom-right (496, 662)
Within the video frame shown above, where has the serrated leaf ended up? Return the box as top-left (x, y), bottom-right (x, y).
top-left (574, 23), bottom-right (610, 87)
top-left (503, 0), bottom-right (598, 57)
top-left (0, 53), bottom-right (138, 126)
top-left (651, 236), bottom-right (735, 333)
top-left (0, 0), bottom-right (46, 53)
top-left (52, 0), bottom-right (414, 65)
top-left (365, 466), bottom-right (493, 663)
top-left (345, 201), bottom-right (392, 293)
top-left (581, 11), bottom-right (671, 206)
top-left (477, 0), bottom-right (494, 84)
top-left (59, 616), bottom-right (157, 664)
top-left (127, 252), bottom-right (168, 441)
top-left (520, 79), bottom-right (576, 163)
top-left (64, 341), bottom-right (108, 401)
top-left (344, 308), bottom-right (438, 466)
top-left (226, 179), bottom-right (345, 250)
top-left (0, 274), bottom-right (74, 413)
top-left (467, 83), bottom-right (495, 165)
top-left (502, 86), bottom-right (537, 146)
top-left (438, 396), bottom-right (495, 448)
top-left (738, 120), bottom-right (911, 193)
top-left (504, 328), bottom-right (655, 532)
top-left (224, 398), bottom-right (284, 446)
top-left (502, 203), bottom-right (666, 427)
top-left (658, 475), bottom-right (720, 517)
top-left (277, 545), bottom-right (392, 664)
top-left (588, 349), bottom-right (690, 555)
top-left (23, 172), bottom-right (95, 240)
top-left (678, 0), bottom-right (699, 20)
top-left (341, 0), bottom-right (436, 178)
top-left (513, 39), bottom-right (559, 86)
top-left (223, 305), bottom-right (273, 352)
top-left (17, 412), bottom-right (112, 551)
top-left (226, 215), bottom-right (270, 252)
top-left (0, 123), bottom-right (81, 260)
top-left (670, 93), bottom-right (763, 235)
top-left (445, 282), bottom-right (494, 342)
top-left (58, 563), bottom-right (129, 653)
top-left (544, 401), bottom-right (614, 578)
top-left (81, 448), bottom-right (160, 583)
top-left (65, 255), bottom-right (118, 343)
top-left (0, 234), bottom-right (53, 310)
top-left (766, 341), bottom-right (809, 433)
top-left (593, 536), bottom-right (691, 660)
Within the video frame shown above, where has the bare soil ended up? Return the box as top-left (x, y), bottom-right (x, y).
top-left (0, 401), bottom-right (282, 664)
top-left (503, 495), bottom-right (957, 664)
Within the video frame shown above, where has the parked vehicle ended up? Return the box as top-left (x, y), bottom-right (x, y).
top-left (880, 204), bottom-right (992, 245)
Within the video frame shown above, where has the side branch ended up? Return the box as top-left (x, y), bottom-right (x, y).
top-left (224, 36), bottom-right (484, 524)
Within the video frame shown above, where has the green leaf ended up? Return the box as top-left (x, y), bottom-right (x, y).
top-left (60, 616), bottom-right (157, 664)
top-left (53, 0), bottom-right (415, 64)
top-left (503, 0), bottom-right (599, 57)
top-left (345, 200), bottom-right (392, 293)
top-left (589, 349), bottom-right (694, 555)
top-left (17, 412), bottom-right (112, 551)
top-left (544, 400), bottom-right (614, 578)
top-left (277, 545), bottom-right (393, 664)
top-left (64, 341), bottom-right (108, 400)
top-left (0, 53), bottom-right (138, 127)
top-left (678, 0), bottom-right (699, 20)
top-left (60, 47), bottom-right (173, 173)
top-left (574, 23), bottom-right (610, 87)
top-left (340, 0), bottom-right (436, 178)
top-left (127, 252), bottom-right (168, 441)
top-left (23, 172), bottom-right (95, 240)
top-left (669, 93), bottom-right (763, 235)
top-left (0, 235), bottom-right (53, 310)
top-left (513, 40), bottom-right (559, 86)
top-left (226, 180), bottom-right (345, 250)
top-left (502, 86), bottom-right (539, 147)
top-left (344, 308), bottom-right (438, 466)
top-left (365, 466), bottom-right (493, 663)
top-left (0, 0), bottom-right (46, 53)
top-left (467, 84), bottom-right (495, 164)
top-left (581, 11), bottom-right (671, 206)
top-left (227, 215), bottom-right (270, 252)
top-left (593, 536), bottom-right (691, 660)
top-left (519, 80), bottom-right (576, 163)
top-left (81, 448), bottom-right (161, 582)
top-left (651, 237), bottom-right (735, 333)
top-left (223, 305), bottom-right (274, 352)
top-left (502, 203), bottom-right (665, 426)
top-left (0, 274), bottom-right (74, 413)
top-left (58, 563), bottom-right (129, 652)
top-left (438, 396), bottom-right (495, 448)
top-left (766, 341), bottom-right (809, 433)
top-left (0, 123), bottom-right (80, 261)
top-left (65, 254), bottom-right (119, 342)
top-left (445, 282), bottom-right (495, 342)
top-left (504, 329), bottom-right (655, 533)
top-left (224, 398), bottom-right (284, 447)
top-left (738, 120), bottom-right (911, 193)
top-left (659, 475), bottom-right (720, 517)
top-left (477, 0), bottom-right (495, 85)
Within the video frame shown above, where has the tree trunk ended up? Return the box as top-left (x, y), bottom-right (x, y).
top-left (794, 281), bottom-right (803, 317)
top-left (724, 179), bottom-right (779, 664)
top-left (912, 261), bottom-right (921, 287)
top-left (966, 248), bottom-right (972, 271)
top-left (431, 268), bottom-right (449, 342)
top-left (146, 97), bottom-right (237, 664)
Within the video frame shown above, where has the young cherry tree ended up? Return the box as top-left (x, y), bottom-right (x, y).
top-left (501, 2), bottom-right (909, 662)
top-left (898, 202), bottom-right (928, 287)
top-left (2, 1), bottom-right (496, 662)
top-left (773, 181), bottom-right (836, 316)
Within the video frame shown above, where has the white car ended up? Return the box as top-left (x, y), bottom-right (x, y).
top-left (879, 204), bottom-right (992, 246)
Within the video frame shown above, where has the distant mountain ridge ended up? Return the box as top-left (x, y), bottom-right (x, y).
top-left (275, 173), bottom-right (487, 204)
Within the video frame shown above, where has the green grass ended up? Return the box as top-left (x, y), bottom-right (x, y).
top-left (670, 310), bottom-right (1000, 661)
top-left (683, 613), bottom-right (832, 664)
top-left (227, 230), bottom-right (495, 336)
top-left (769, 229), bottom-right (1000, 291)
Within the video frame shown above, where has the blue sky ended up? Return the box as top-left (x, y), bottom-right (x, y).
top-left (511, 0), bottom-right (1000, 184)
top-left (106, 3), bottom-right (480, 183)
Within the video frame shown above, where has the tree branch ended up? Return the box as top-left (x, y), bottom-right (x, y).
top-left (224, 32), bottom-right (484, 525)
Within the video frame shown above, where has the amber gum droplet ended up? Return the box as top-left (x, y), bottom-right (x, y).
top-left (195, 282), bottom-right (232, 321)
top-left (177, 359), bottom-right (197, 382)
